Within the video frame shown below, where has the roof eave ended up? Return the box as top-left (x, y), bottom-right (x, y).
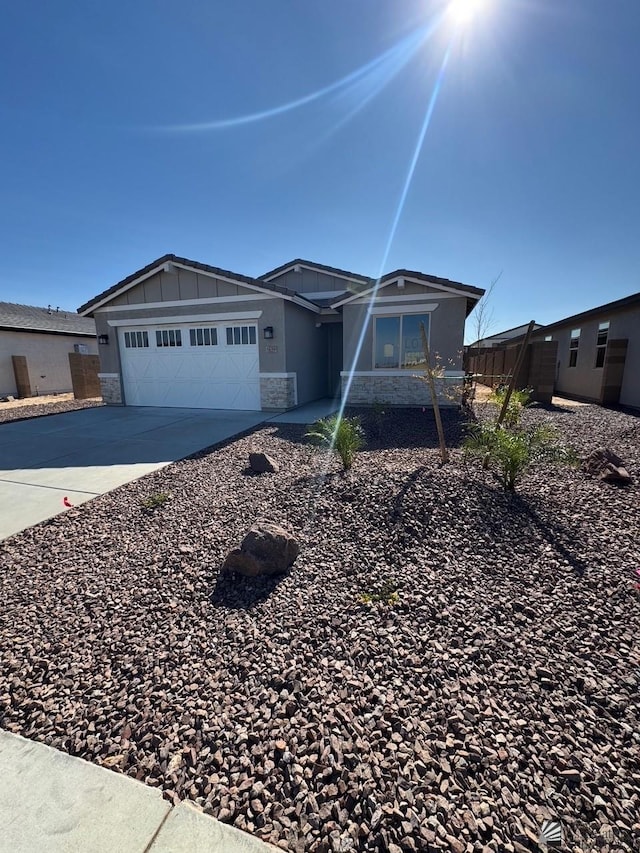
top-left (78, 254), bottom-right (316, 317)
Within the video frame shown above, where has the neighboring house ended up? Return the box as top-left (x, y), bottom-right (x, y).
top-left (529, 291), bottom-right (640, 409)
top-left (0, 302), bottom-right (97, 398)
top-left (468, 322), bottom-right (542, 349)
top-left (78, 254), bottom-right (484, 411)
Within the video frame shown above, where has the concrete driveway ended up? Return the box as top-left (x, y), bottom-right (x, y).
top-left (0, 406), bottom-right (266, 541)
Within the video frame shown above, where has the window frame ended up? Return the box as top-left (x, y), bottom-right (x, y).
top-left (372, 312), bottom-right (431, 371)
top-left (568, 328), bottom-right (580, 368)
top-left (594, 321), bottom-right (609, 368)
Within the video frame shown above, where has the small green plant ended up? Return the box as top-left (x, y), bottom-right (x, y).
top-left (141, 492), bottom-right (171, 510)
top-left (306, 414), bottom-right (365, 471)
top-left (370, 399), bottom-right (388, 442)
top-left (361, 578), bottom-right (400, 605)
top-left (464, 421), bottom-right (575, 491)
top-left (489, 386), bottom-right (532, 427)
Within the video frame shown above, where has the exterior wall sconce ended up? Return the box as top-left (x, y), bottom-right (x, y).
top-left (263, 326), bottom-right (274, 340)
top-left (98, 334), bottom-right (109, 345)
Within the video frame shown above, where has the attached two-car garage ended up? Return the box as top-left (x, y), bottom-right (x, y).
top-left (119, 321), bottom-right (260, 410)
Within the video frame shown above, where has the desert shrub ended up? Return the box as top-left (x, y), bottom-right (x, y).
top-left (361, 578), bottom-right (399, 605)
top-left (489, 386), bottom-right (532, 427)
top-left (370, 399), bottom-right (388, 442)
top-left (464, 421), bottom-right (574, 491)
top-left (306, 414), bottom-right (365, 471)
top-left (141, 492), bottom-right (171, 510)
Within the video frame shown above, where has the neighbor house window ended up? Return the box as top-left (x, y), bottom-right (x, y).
top-left (226, 325), bottom-right (257, 345)
top-left (123, 331), bottom-right (149, 348)
top-left (155, 329), bottom-right (182, 347)
top-left (544, 335), bottom-right (552, 342)
top-left (568, 328), bottom-right (580, 367)
top-left (595, 321), bottom-right (609, 368)
top-left (374, 313), bottom-right (429, 369)
top-left (189, 327), bottom-right (218, 347)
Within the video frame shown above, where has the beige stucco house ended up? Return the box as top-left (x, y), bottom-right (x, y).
top-left (0, 302), bottom-right (97, 398)
top-left (78, 254), bottom-right (484, 411)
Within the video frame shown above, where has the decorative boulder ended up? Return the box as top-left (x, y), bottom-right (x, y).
top-left (249, 452), bottom-right (279, 474)
top-left (582, 449), bottom-right (631, 484)
top-left (223, 520), bottom-right (299, 577)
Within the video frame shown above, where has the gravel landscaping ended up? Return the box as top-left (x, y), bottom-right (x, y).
top-left (1, 401), bottom-right (639, 852)
top-left (0, 394), bottom-right (103, 424)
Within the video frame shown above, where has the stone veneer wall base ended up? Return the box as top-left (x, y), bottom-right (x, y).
top-left (259, 375), bottom-right (297, 410)
top-left (341, 374), bottom-right (461, 407)
top-left (98, 373), bottom-right (123, 405)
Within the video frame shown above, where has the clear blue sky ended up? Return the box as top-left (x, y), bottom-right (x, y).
top-left (1, 0), bottom-right (638, 341)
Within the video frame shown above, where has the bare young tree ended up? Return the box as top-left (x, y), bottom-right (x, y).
top-left (419, 322), bottom-right (449, 464)
top-left (470, 270), bottom-right (502, 347)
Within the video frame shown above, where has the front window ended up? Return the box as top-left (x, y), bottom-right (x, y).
top-left (569, 328), bottom-right (580, 368)
top-left (374, 313), bottom-right (429, 369)
top-left (595, 321), bottom-right (609, 368)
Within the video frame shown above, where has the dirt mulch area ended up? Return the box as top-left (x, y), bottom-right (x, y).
top-left (1, 405), bottom-right (639, 852)
top-left (0, 394), bottom-right (103, 424)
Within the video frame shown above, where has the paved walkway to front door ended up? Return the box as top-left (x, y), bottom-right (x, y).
top-left (0, 406), bottom-right (267, 540)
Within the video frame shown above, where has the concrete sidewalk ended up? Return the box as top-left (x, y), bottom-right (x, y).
top-left (0, 731), bottom-right (276, 852)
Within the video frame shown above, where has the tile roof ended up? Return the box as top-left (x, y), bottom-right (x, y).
top-left (77, 254), bottom-right (300, 315)
top-left (0, 302), bottom-right (96, 336)
top-left (262, 260), bottom-right (485, 299)
top-left (78, 254), bottom-right (484, 317)
top-left (533, 290), bottom-right (640, 334)
top-left (378, 269), bottom-right (485, 298)
top-left (261, 258), bottom-right (371, 283)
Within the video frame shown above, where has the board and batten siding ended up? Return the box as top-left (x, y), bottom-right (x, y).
top-left (266, 267), bottom-right (363, 296)
top-left (93, 270), bottom-right (288, 407)
top-left (106, 267), bottom-right (260, 305)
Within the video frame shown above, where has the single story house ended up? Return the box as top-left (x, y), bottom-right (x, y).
top-left (77, 254), bottom-right (484, 411)
top-left (529, 290), bottom-right (640, 409)
top-left (468, 322), bottom-right (542, 349)
top-left (0, 302), bottom-right (97, 398)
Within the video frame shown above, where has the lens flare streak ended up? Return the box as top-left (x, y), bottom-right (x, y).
top-left (336, 42), bottom-right (454, 441)
top-left (156, 23), bottom-right (440, 133)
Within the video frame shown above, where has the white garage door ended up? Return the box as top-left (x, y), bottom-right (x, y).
top-left (120, 323), bottom-right (260, 410)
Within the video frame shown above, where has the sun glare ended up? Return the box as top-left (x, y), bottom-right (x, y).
top-left (449, 0), bottom-right (486, 26)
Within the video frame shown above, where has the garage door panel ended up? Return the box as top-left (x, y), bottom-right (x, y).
top-left (120, 324), bottom-right (260, 411)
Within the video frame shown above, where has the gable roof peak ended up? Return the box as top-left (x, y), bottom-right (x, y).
top-left (261, 258), bottom-right (371, 284)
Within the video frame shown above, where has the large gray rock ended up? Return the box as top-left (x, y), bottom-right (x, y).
top-left (248, 452), bottom-right (279, 474)
top-left (223, 520), bottom-right (299, 577)
top-left (583, 449), bottom-right (631, 484)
